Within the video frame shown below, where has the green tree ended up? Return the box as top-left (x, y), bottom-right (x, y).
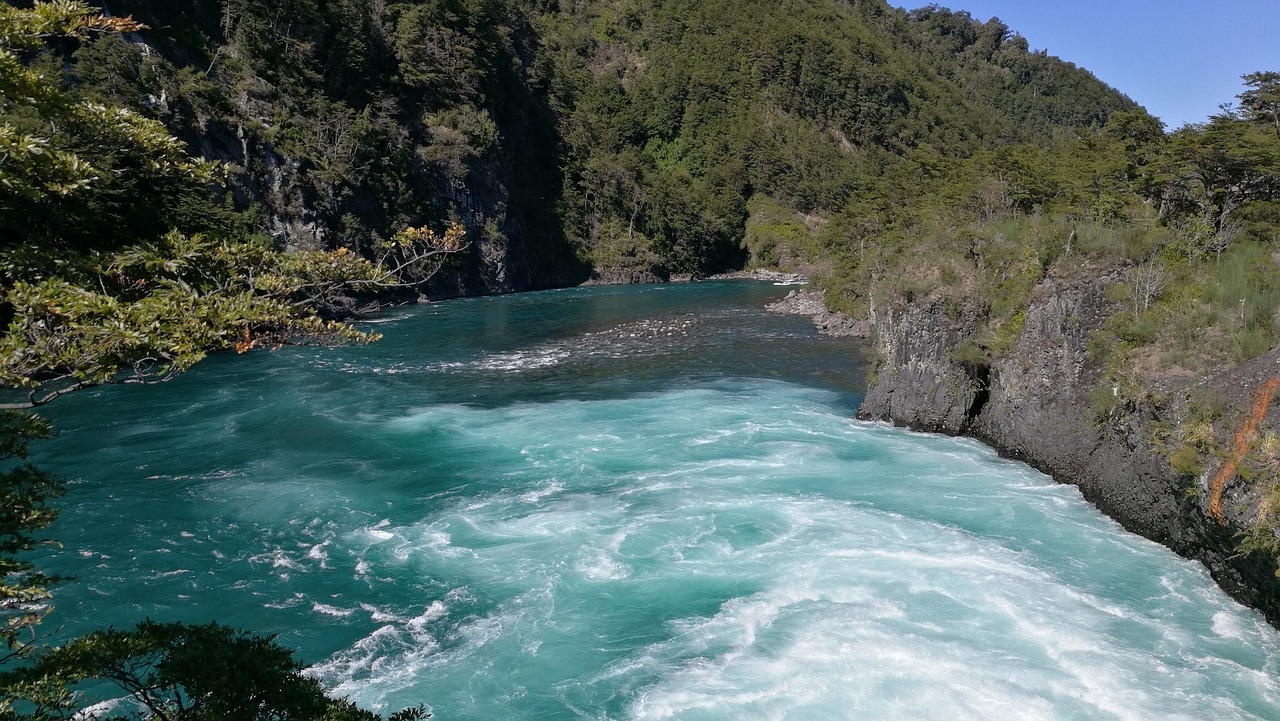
top-left (0, 224), bottom-right (465, 410)
top-left (0, 412), bottom-right (60, 663)
top-left (1239, 71), bottom-right (1280, 140)
top-left (0, 3), bottom-right (220, 252)
top-left (0, 621), bottom-right (430, 720)
top-left (0, 2), bottom-right (465, 411)
top-left (1160, 117), bottom-right (1280, 230)
top-left (1105, 109), bottom-right (1166, 195)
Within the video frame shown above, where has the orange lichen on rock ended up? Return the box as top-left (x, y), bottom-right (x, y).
top-left (1209, 375), bottom-right (1280, 523)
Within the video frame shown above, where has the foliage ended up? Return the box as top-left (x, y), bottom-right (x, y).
top-left (0, 2), bottom-right (218, 253)
top-left (0, 214), bottom-right (465, 409)
top-left (819, 65), bottom-right (1280, 393)
top-left (0, 620), bottom-right (430, 720)
top-left (0, 1), bottom-right (469, 409)
top-left (544, 0), bottom-right (1139, 277)
top-left (1236, 430), bottom-right (1280, 575)
top-left (742, 194), bottom-right (818, 269)
top-left (0, 412), bottom-right (59, 662)
top-left (51, 0), bottom-right (1144, 285)
top-left (85, 0), bottom-right (572, 289)
top-left (1238, 71), bottom-right (1280, 140)
top-left (1160, 402), bottom-right (1224, 479)
top-left (1155, 117), bottom-right (1280, 232)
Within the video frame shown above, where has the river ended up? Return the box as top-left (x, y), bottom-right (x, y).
top-left (34, 281), bottom-right (1280, 719)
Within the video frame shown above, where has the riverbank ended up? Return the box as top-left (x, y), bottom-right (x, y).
top-left (764, 288), bottom-right (871, 338)
top-left (417, 269), bottom-right (1280, 626)
top-left (799, 261), bottom-right (1280, 627)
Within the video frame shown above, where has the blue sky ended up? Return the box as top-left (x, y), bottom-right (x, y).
top-left (889, 1), bottom-right (1280, 130)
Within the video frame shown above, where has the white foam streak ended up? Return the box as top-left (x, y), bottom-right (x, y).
top-left (313, 603), bottom-right (355, 618)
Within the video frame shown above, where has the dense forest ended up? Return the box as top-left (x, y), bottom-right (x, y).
top-left (29, 0), bottom-right (1138, 288)
top-left (3, 0), bottom-right (1280, 717)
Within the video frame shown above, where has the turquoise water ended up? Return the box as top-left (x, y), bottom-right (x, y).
top-left (32, 281), bottom-right (1280, 720)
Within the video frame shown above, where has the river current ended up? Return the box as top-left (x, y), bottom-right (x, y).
top-left (33, 281), bottom-right (1280, 719)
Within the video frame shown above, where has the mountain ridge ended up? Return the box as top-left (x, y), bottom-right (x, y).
top-left (79, 0), bottom-right (1139, 290)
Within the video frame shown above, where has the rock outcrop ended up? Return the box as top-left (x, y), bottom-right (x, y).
top-left (856, 261), bottom-right (1280, 624)
top-left (767, 289), bottom-right (872, 338)
top-left (859, 297), bottom-right (985, 432)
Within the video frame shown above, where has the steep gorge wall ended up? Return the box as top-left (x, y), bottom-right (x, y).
top-left (96, 0), bottom-right (587, 299)
top-left (183, 86), bottom-right (566, 300)
top-left (857, 263), bottom-right (1280, 624)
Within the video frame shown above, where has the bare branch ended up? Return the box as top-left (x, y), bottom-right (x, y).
top-left (1129, 255), bottom-right (1169, 316)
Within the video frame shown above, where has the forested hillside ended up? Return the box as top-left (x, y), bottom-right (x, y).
top-left (62, 0), bottom-right (1137, 290)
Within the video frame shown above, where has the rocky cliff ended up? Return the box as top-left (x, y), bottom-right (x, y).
top-left (856, 260), bottom-right (1280, 624)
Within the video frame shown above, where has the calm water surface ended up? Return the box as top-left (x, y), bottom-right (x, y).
top-left (34, 281), bottom-right (1280, 720)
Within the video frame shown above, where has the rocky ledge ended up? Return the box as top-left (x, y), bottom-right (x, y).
top-left (853, 261), bottom-right (1280, 625)
top-left (707, 268), bottom-right (806, 283)
top-left (766, 289), bottom-right (871, 337)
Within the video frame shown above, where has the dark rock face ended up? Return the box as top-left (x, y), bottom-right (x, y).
top-left (859, 298), bottom-right (985, 434)
top-left (857, 263), bottom-right (1280, 624)
top-left (580, 266), bottom-right (670, 286)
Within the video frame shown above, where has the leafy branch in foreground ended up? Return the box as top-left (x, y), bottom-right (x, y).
top-left (0, 222), bottom-right (466, 410)
top-left (0, 3), bottom-right (214, 210)
top-left (0, 621), bottom-right (430, 720)
top-left (0, 412), bottom-right (59, 664)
